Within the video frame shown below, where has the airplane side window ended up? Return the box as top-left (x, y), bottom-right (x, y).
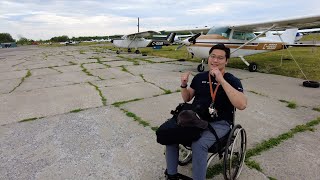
top-left (232, 32), bottom-right (245, 40)
top-left (244, 33), bottom-right (256, 40)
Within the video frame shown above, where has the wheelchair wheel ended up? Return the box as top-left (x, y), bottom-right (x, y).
top-left (178, 145), bottom-right (192, 166)
top-left (223, 124), bottom-right (247, 180)
top-left (207, 152), bottom-right (221, 169)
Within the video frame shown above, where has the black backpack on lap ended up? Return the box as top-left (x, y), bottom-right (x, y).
top-left (156, 103), bottom-right (204, 145)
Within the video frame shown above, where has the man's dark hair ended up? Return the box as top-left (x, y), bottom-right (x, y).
top-left (209, 43), bottom-right (230, 59)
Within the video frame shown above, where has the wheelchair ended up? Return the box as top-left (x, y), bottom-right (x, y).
top-left (177, 110), bottom-right (247, 180)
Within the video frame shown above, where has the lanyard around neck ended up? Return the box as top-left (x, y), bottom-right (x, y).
top-left (208, 72), bottom-right (224, 102)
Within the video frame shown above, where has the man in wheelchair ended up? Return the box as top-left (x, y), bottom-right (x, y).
top-left (165, 44), bottom-right (247, 180)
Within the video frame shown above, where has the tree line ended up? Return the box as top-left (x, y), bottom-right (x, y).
top-left (0, 33), bottom-right (122, 45)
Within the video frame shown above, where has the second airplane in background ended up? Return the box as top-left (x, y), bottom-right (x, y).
top-left (111, 31), bottom-right (176, 54)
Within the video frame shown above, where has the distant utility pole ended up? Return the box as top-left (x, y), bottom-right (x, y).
top-left (137, 17), bottom-right (139, 33)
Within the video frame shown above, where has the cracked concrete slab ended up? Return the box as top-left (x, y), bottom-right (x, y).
top-left (100, 82), bottom-right (164, 105)
top-left (0, 106), bottom-right (165, 180)
top-left (17, 59), bottom-right (70, 70)
top-left (0, 70), bottom-right (27, 80)
top-left (0, 83), bottom-right (102, 125)
top-left (91, 76), bottom-right (143, 88)
top-left (83, 63), bottom-right (107, 70)
top-left (31, 67), bottom-right (60, 76)
top-left (143, 62), bottom-right (199, 73)
top-left (126, 65), bottom-right (169, 75)
top-left (15, 71), bottom-right (100, 92)
top-left (53, 65), bottom-right (83, 72)
top-left (147, 57), bottom-right (178, 63)
top-left (252, 124), bottom-right (320, 180)
top-left (142, 71), bottom-right (195, 92)
top-left (89, 67), bottom-right (135, 80)
top-left (0, 78), bottom-right (21, 94)
top-left (121, 93), bottom-right (182, 127)
top-left (103, 60), bottom-right (135, 67)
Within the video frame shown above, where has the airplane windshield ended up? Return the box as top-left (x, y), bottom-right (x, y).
top-left (207, 26), bottom-right (231, 38)
top-left (232, 31), bottom-right (256, 40)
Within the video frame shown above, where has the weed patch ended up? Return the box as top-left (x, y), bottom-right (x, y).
top-left (19, 116), bottom-right (44, 123)
top-left (121, 109), bottom-right (150, 127)
top-left (112, 98), bottom-right (143, 107)
top-left (312, 107), bottom-right (320, 112)
top-left (279, 99), bottom-right (297, 109)
top-left (10, 70), bottom-right (32, 93)
top-left (248, 90), bottom-right (269, 97)
top-left (70, 108), bottom-right (84, 113)
top-left (88, 82), bottom-right (107, 106)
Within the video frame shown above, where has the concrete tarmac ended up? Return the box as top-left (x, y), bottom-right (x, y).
top-left (0, 45), bottom-right (319, 180)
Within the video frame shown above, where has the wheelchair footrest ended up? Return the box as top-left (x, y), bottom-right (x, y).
top-left (177, 173), bottom-right (192, 180)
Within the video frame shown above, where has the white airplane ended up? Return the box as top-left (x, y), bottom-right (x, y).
top-left (111, 31), bottom-right (176, 54)
top-left (59, 41), bottom-right (79, 45)
top-left (154, 34), bottom-right (194, 44)
top-left (255, 28), bottom-right (320, 42)
top-left (176, 15), bottom-right (320, 72)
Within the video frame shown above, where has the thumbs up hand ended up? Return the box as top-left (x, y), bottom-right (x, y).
top-left (181, 71), bottom-right (191, 86)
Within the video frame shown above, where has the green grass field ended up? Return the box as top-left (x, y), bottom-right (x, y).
top-left (105, 44), bottom-right (320, 81)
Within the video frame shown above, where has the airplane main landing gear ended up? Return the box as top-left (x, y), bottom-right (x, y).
top-left (197, 64), bottom-right (204, 72)
top-left (197, 59), bottom-right (206, 72)
top-left (239, 56), bottom-right (258, 72)
top-left (249, 62), bottom-right (258, 72)
top-left (116, 50), bottom-right (120, 54)
top-left (128, 48), bottom-right (132, 53)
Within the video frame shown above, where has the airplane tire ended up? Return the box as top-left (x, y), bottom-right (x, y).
top-left (303, 81), bottom-right (320, 88)
top-left (128, 48), bottom-right (131, 53)
top-left (116, 50), bottom-right (120, 54)
top-left (135, 50), bottom-right (140, 54)
top-left (197, 64), bottom-right (204, 72)
top-left (249, 63), bottom-right (258, 72)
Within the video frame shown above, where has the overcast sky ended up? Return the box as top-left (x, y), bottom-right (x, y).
top-left (1, 0), bottom-right (319, 40)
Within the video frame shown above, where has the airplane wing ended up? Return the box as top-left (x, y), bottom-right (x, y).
top-left (297, 28), bottom-right (320, 33)
top-left (125, 31), bottom-right (161, 38)
top-left (231, 15), bottom-right (320, 32)
top-left (163, 28), bottom-right (210, 35)
top-left (153, 34), bottom-right (193, 38)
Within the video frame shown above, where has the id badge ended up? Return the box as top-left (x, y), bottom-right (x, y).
top-left (208, 102), bottom-right (218, 118)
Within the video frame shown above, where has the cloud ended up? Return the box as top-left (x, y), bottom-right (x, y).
top-left (186, 3), bottom-right (227, 15)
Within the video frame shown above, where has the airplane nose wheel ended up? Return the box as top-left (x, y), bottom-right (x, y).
top-left (249, 63), bottom-right (258, 72)
top-left (197, 64), bottom-right (205, 72)
top-left (135, 50), bottom-right (141, 54)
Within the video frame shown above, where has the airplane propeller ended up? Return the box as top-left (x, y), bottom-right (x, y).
top-left (175, 33), bottom-right (201, 51)
top-left (188, 33), bottom-right (201, 44)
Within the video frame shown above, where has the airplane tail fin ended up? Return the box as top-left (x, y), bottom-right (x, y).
top-left (279, 28), bottom-right (298, 44)
top-left (166, 33), bottom-right (176, 43)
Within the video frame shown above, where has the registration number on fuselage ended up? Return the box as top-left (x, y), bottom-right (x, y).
top-left (262, 43), bottom-right (278, 50)
top-left (151, 41), bottom-right (164, 46)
